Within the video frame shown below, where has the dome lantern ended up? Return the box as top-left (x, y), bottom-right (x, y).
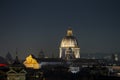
top-left (67, 28), bottom-right (73, 36)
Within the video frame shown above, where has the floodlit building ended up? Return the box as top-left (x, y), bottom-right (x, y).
top-left (59, 28), bottom-right (80, 60)
top-left (23, 54), bottom-right (40, 69)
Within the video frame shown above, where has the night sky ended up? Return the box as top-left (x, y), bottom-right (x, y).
top-left (0, 0), bottom-right (120, 59)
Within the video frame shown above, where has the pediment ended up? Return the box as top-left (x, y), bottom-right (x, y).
top-left (7, 69), bottom-right (17, 74)
top-left (19, 69), bottom-right (27, 74)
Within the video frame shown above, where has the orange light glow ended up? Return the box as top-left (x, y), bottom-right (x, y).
top-left (23, 55), bottom-right (40, 69)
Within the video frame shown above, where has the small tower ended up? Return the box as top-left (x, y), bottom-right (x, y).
top-left (112, 54), bottom-right (118, 61)
top-left (5, 52), bottom-right (13, 64)
top-left (38, 50), bottom-right (45, 58)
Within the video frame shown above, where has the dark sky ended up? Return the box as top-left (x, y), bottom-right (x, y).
top-left (0, 0), bottom-right (120, 59)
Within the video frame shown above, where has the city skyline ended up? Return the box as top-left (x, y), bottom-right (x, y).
top-left (0, 0), bottom-right (120, 59)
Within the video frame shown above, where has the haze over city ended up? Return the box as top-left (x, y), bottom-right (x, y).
top-left (0, 0), bottom-right (120, 59)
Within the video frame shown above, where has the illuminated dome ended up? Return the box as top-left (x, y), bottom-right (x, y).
top-left (59, 28), bottom-right (80, 59)
top-left (60, 28), bottom-right (79, 48)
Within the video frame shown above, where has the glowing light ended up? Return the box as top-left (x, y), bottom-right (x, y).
top-left (0, 64), bottom-right (7, 66)
top-left (67, 28), bottom-right (73, 36)
top-left (23, 55), bottom-right (40, 69)
top-left (61, 39), bottom-right (77, 47)
top-left (59, 28), bottom-right (80, 58)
